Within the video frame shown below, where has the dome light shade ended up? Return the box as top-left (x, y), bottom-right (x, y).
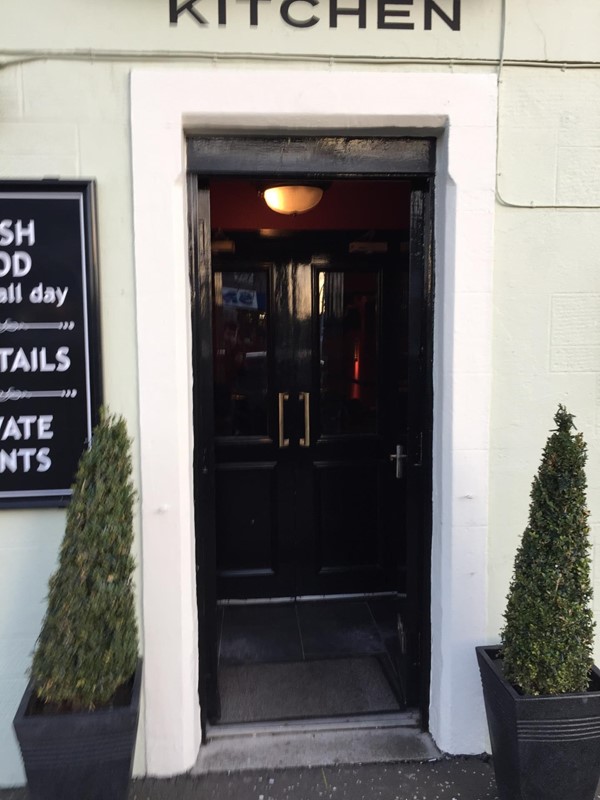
top-left (262, 185), bottom-right (324, 215)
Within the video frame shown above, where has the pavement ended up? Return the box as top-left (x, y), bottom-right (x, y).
top-left (0, 756), bottom-right (500, 800)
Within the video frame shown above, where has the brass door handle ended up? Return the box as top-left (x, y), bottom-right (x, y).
top-left (278, 392), bottom-right (290, 448)
top-left (299, 391), bottom-right (310, 448)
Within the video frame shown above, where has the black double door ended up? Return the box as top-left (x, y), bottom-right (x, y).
top-left (213, 231), bottom-right (416, 601)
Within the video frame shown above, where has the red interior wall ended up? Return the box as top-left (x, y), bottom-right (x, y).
top-left (210, 179), bottom-right (411, 230)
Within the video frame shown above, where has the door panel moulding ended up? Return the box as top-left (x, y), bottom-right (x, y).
top-left (130, 69), bottom-right (497, 775)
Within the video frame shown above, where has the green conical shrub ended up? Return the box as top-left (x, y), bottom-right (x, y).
top-left (31, 409), bottom-right (138, 710)
top-left (501, 405), bottom-right (594, 696)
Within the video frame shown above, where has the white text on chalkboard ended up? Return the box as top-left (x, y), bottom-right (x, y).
top-left (0, 448), bottom-right (51, 473)
top-left (0, 219), bottom-right (35, 247)
top-left (0, 347), bottom-right (71, 372)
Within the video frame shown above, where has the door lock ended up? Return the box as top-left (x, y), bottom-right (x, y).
top-left (390, 444), bottom-right (408, 479)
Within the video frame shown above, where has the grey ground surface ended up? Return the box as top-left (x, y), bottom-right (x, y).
top-left (0, 757), bottom-right (500, 800)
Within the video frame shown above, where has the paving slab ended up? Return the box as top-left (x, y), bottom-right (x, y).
top-left (0, 757), bottom-right (499, 800)
top-left (138, 759), bottom-right (500, 800)
top-left (5, 756), bottom-right (600, 800)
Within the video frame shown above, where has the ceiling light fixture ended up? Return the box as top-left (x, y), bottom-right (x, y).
top-left (261, 184), bottom-right (325, 215)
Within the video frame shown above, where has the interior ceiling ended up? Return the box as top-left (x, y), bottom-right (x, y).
top-left (209, 179), bottom-right (411, 231)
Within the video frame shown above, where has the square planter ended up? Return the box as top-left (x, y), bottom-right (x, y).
top-left (477, 646), bottom-right (600, 800)
top-left (13, 659), bottom-right (142, 800)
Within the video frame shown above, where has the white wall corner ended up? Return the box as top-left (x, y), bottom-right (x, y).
top-left (429, 84), bottom-right (496, 753)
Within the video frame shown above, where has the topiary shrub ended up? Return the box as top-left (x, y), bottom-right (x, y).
top-left (31, 409), bottom-right (138, 711)
top-left (501, 404), bottom-right (595, 696)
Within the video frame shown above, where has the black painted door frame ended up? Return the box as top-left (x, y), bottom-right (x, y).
top-left (188, 136), bottom-right (434, 736)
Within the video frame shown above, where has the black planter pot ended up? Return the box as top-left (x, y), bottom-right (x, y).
top-left (13, 659), bottom-right (142, 800)
top-left (476, 645), bottom-right (600, 800)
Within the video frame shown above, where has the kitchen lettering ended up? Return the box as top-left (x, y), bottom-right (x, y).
top-left (169, 0), bottom-right (461, 29)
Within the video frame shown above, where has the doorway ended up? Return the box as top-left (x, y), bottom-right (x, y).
top-left (189, 138), bottom-right (434, 732)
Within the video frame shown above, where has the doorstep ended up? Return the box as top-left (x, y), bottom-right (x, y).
top-left (193, 712), bottom-right (441, 773)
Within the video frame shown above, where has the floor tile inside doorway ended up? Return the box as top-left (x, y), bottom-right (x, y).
top-left (216, 597), bottom-right (405, 724)
top-left (219, 599), bottom-right (393, 665)
top-left (297, 600), bottom-right (385, 659)
top-left (219, 603), bottom-right (303, 664)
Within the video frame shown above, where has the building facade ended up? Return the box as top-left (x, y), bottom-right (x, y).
top-left (1, 0), bottom-right (600, 785)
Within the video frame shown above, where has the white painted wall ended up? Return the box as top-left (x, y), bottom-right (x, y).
top-left (1, 0), bottom-right (501, 59)
top-left (1, 0), bottom-right (600, 786)
top-left (0, 513), bottom-right (63, 785)
top-left (0, 62), bottom-right (146, 785)
top-left (3, 0), bottom-right (599, 61)
top-left (488, 68), bottom-right (600, 653)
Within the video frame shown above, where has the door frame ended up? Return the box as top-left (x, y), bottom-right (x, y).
top-left (188, 136), bottom-right (435, 735)
top-left (131, 68), bottom-right (497, 769)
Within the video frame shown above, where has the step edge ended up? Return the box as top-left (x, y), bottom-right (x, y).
top-left (206, 711), bottom-right (421, 739)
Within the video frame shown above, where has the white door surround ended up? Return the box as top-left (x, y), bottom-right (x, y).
top-left (131, 68), bottom-right (496, 775)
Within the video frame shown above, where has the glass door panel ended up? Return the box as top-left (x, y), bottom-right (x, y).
top-left (213, 270), bottom-right (269, 437)
top-left (318, 270), bottom-right (379, 437)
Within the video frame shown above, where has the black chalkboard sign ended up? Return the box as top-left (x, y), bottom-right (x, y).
top-left (0, 181), bottom-right (102, 507)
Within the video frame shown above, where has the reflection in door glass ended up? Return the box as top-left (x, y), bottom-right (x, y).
top-left (213, 271), bottom-right (268, 436)
top-left (318, 271), bottom-right (378, 435)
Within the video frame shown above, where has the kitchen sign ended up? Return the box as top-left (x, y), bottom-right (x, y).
top-left (0, 181), bottom-right (102, 508)
top-left (169, 0), bottom-right (461, 30)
